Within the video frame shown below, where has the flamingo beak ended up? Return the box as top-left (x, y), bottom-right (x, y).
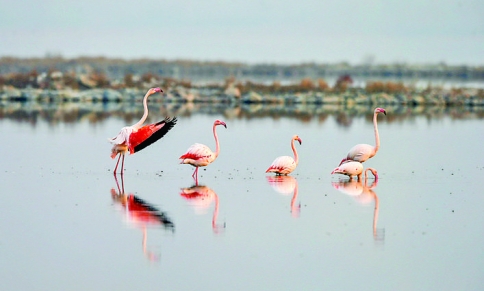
top-left (297, 137), bottom-right (302, 145)
top-left (381, 109), bottom-right (387, 115)
top-left (222, 122), bottom-right (227, 128)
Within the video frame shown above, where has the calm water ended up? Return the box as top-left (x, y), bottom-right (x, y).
top-left (1, 103), bottom-right (483, 291)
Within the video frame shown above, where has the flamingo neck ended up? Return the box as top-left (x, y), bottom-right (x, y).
top-left (213, 124), bottom-right (221, 157)
top-left (365, 168), bottom-right (379, 185)
top-left (373, 112), bottom-right (381, 153)
top-left (292, 139), bottom-right (299, 164)
top-left (132, 91), bottom-right (151, 129)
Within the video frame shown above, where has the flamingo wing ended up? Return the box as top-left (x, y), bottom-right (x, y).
top-left (179, 143), bottom-right (214, 161)
top-left (332, 161), bottom-right (363, 175)
top-left (129, 117), bottom-right (177, 154)
top-left (347, 144), bottom-right (374, 163)
top-left (109, 126), bottom-right (134, 145)
top-left (266, 156), bottom-right (296, 174)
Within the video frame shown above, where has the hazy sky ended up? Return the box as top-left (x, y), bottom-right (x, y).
top-left (1, 0), bottom-right (483, 65)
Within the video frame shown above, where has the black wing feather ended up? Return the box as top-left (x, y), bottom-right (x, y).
top-left (133, 116), bottom-right (177, 153)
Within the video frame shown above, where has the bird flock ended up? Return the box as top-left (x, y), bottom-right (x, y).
top-left (109, 88), bottom-right (385, 183)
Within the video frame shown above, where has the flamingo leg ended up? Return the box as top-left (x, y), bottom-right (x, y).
top-left (192, 167), bottom-right (199, 185)
top-left (113, 154), bottom-right (122, 175)
top-left (120, 173), bottom-right (125, 193)
top-left (192, 167), bottom-right (199, 178)
top-left (114, 174), bottom-right (121, 194)
top-left (120, 154), bottom-right (125, 175)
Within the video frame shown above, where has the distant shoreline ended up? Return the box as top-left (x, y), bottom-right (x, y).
top-left (1, 57), bottom-right (483, 107)
top-left (1, 56), bottom-right (483, 85)
top-left (1, 86), bottom-right (483, 107)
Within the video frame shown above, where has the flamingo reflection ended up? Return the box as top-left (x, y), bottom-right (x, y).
top-left (266, 175), bottom-right (300, 218)
top-left (180, 184), bottom-right (225, 234)
top-left (111, 175), bottom-right (175, 261)
top-left (331, 168), bottom-right (384, 241)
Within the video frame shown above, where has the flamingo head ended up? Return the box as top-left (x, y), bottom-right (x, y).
top-left (214, 119), bottom-right (227, 128)
top-left (375, 107), bottom-right (386, 115)
top-left (148, 87), bottom-right (164, 95)
top-left (366, 168), bottom-right (379, 180)
top-left (331, 167), bottom-right (343, 175)
top-left (293, 135), bottom-right (302, 145)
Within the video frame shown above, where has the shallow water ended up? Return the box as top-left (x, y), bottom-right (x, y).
top-left (1, 104), bottom-right (483, 291)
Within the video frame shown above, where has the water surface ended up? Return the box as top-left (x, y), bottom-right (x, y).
top-left (0, 105), bottom-right (483, 291)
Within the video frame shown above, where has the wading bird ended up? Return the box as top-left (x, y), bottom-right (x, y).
top-left (331, 161), bottom-right (364, 180)
top-left (266, 135), bottom-right (302, 175)
top-left (339, 107), bottom-right (386, 165)
top-left (109, 87), bottom-right (177, 175)
top-left (331, 161), bottom-right (378, 181)
top-left (179, 119), bottom-right (227, 184)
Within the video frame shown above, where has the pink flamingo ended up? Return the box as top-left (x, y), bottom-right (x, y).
top-left (339, 107), bottom-right (386, 165)
top-left (331, 162), bottom-right (378, 181)
top-left (179, 119), bottom-right (227, 184)
top-left (109, 87), bottom-right (177, 175)
top-left (180, 184), bottom-right (225, 233)
top-left (266, 135), bottom-right (302, 175)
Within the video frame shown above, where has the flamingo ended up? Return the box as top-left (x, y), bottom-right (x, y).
top-left (180, 184), bottom-right (225, 233)
top-left (111, 175), bottom-right (174, 261)
top-left (179, 119), bottom-right (227, 184)
top-left (339, 107), bottom-right (386, 166)
top-left (266, 175), bottom-right (300, 218)
top-left (331, 161), bottom-right (378, 181)
top-left (266, 135), bottom-right (302, 175)
top-left (109, 87), bottom-right (177, 175)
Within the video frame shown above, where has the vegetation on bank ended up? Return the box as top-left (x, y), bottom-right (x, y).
top-left (0, 69), bottom-right (483, 106)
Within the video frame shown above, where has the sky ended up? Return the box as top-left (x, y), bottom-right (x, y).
top-left (1, 0), bottom-right (483, 65)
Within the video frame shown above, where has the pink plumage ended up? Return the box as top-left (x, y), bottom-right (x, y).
top-left (266, 135), bottom-right (302, 175)
top-left (331, 161), bottom-right (364, 180)
top-left (332, 161), bottom-right (379, 182)
top-left (339, 107), bottom-right (386, 165)
top-left (180, 119), bottom-right (227, 184)
top-left (109, 87), bottom-right (176, 175)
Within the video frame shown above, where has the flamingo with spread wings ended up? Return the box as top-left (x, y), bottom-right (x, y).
top-left (339, 107), bottom-right (386, 165)
top-left (179, 119), bottom-right (227, 184)
top-left (109, 87), bottom-right (177, 175)
top-left (266, 135), bottom-right (302, 175)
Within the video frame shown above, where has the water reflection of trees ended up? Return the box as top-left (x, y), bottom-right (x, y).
top-left (0, 101), bottom-right (483, 127)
